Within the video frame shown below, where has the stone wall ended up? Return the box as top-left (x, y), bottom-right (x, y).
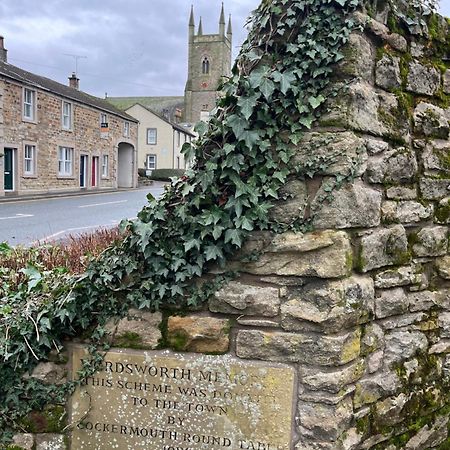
top-left (9, 5), bottom-right (450, 450)
top-left (0, 78), bottom-right (138, 195)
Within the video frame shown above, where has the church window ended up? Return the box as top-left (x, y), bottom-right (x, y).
top-left (202, 57), bottom-right (210, 74)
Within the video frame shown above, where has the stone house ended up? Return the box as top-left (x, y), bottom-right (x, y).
top-left (0, 37), bottom-right (138, 197)
top-left (124, 103), bottom-right (195, 171)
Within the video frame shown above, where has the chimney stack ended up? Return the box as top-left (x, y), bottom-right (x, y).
top-left (0, 36), bottom-right (8, 63)
top-left (68, 72), bottom-right (79, 90)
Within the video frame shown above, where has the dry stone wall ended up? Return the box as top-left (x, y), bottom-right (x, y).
top-left (10, 5), bottom-right (450, 450)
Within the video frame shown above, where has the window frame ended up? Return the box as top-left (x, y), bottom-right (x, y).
top-left (23, 87), bottom-right (36, 121)
top-left (146, 128), bottom-right (157, 145)
top-left (101, 154), bottom-right (109, 178)
top-left (61, 100), bottom-right (73, 131)
top-left (124, 121), bottom-right (130, 138)
top-left (57, 146), bottom-right (74, 177)
top-left (23, 143), bottom-right (36, 177)
top-left (146, 154), bottom-right (157, 170)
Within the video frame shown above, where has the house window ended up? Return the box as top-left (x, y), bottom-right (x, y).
top-left (147, 128), bottom-right (157, 145)
top-left (146, 154), bottom-right (157, 170)
top-left (101, 154), bottom-right (109, 178)
top-left (100, 113), bottom-right (108, 127)
top-left (24, 144), bottom-right (36, 175)
top-left (124, 121), bottom-right (130, 137)
top-left (23, 88), bottom-right (36, 121)
top-left (58, 146), bottom-right (73, 176)
top-left (202, 57), bottom-right (210, 74)
top-left (62, 101), bottom-right (72, 130)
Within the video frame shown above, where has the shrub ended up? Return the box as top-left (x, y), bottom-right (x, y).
top-left (148, 169), bottom-right (185, 181)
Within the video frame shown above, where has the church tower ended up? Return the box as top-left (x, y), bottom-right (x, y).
top-left (184, 3), bottom-right (232, 124)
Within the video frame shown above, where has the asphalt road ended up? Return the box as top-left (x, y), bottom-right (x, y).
top-left (0, 184), bottom-right (166, 246)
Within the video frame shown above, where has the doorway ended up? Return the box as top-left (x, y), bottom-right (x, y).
top-left (4, 148), bottom-right (15, 191)
top-left (117, 143), bottom-right (135, 188)
top-left (91, 156), bottom-right (99, 188)
top-left (80, 154), bottom-right (88, 188)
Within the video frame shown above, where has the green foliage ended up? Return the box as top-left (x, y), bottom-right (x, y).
top-left (148, 168), bottom-right (186, 181)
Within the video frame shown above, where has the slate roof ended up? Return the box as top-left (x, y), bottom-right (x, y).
top-left (0, 61), bottom-right (138, 122)
top-left (107, 96), bottom-right (184, 122)
top-left (129, 102), bottom-right (195, 137)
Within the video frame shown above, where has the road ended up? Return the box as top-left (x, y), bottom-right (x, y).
top-left (0, 184), bottom-right (166, 246)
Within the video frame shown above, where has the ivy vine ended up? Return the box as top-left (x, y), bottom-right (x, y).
top-left (0, 0), bottom-right (438, 443)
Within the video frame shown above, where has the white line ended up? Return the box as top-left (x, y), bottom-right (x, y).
top-left (78, 200), bottom-right (128, 208)
top-left (0, 214), bottom-right (34, 220)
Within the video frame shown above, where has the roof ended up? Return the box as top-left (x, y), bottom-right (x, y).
top-left (128, 102), bottom-right (195, 137)
top-left (107, 96), bottom-right (184, 122)
top-left (0, 61), bottom-right (138, 122)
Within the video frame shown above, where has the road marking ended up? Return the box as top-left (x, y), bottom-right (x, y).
top-left (78, 200), bottom-right (128, 208)
top-left (0, 214), bottom-right (34, 220)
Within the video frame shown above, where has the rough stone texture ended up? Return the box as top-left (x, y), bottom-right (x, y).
top-left (407, 62), bottom-right (441, 96)
top-left (384, 330), bottom-right (428, 366)
top-left (35, 434), bottom-right (66, 450)
top-left (339, 33), bottom-right (375, 82)
top-left (375, 54), bottom-right (401, 90)
top-left (408, 291), bottom-right (439, 312)
top-left (353, 373), bottom-right (401, 408)
top-left (374, 264), bottom-right (422, 289)
top-left (381, 200), bottom-right (433, 224)
top-left (444, 70), bottom-right (450, 95)
top-left (358, 225), bottom-right (409, 272)
top-left (366, 147), bottom-right (418, 184)
top-left (269, 179), bottom-right (307, 225)
top-left (375, 288), bottom-right (408, 319)
top-left (235, 231), bottom-right (352, 279)
top-left (12, 434), bottom-right (34, 450)
top-left (436, 255), bottom-right (450, 280)
top-left (404, 416), bottom-right (449, 449)
top-left (210, 281), bottom-right (280, 316)
top-left (386, 186), bottom-right (417, 200)
top-left (421, 140), bottom-right (450, 175)
top-left (281, 276), bottom-right (374, 333)
top-left (107, 309), bottom-right (162, 349)
top-left (420, 178), bottom-right (450, 200)
top-left (412, 226), bottom-right (448, 257)
top-left (29, 362), bottom-right (67, 385)
top-left (167, 315), bottom-right (230, 353)
top-left (366, 138), bottom-right (389, 155)
top-left (236, 328), bottom-right (361, 366)
top-left (414, 102), bottom-right (449, 139)
top-left (312, 181), bottom-right (382, 229)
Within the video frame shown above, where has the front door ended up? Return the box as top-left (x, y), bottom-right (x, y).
top-left (80, 155), bottom-right (88, 188)
top-left (92, 156), bottom-right (99, 188)
top-left (4, 148), bottom-right (14, 191)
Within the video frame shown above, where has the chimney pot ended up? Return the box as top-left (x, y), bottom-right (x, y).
top-left (0, 36), bottom-right (8, 63)
top-left (69, 72), bottom-right (79, 90)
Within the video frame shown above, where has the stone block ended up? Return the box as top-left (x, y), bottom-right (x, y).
top-left (435, 197), bottom-right (450, 224)
top-left (358, 225), bottom-right (409, 272)
top-left (381, 201), bottom-right (433, 224)
top-left (167, 315), bottom-right (230, 354)
top-left (209, 281), bottom-right (280, 316)
top-left (404, 416), bottom-right (449, 450)
top-left (366, 138), bottom-right (389, 155)
top-left (281, 276), bottom-right (375, 333)
top-left (236, 230), bottom-right (352, 279)
top-left (374, 264), bottom-right (421, 289)
top-left (420, 178), bottom-right (450, 200)
top-left (384, 330), bottom-right (428, 366)
top-left (375, 288), bottom-right (408, 319)
top-left (312, 181), bottom-right (382, 229)
top-left (414, 103), bottom-right (449, 139)
top-left (353, 373), bottom-right (401, 408)
top-left (440, 312), bottom-right (450, 339)
top-left (299, 359), bottom-right (364, 394)
top-left (35, 434), bottom-right (66, 450)
top-left (421, 140), bottom-right (450, 175)
top-left (412, 226), bottom-right (448, 257)
top-left (436, 255), bottom-right (450, 280)
top-left (366, 147), bottom-right (418, 184)
top-left (236, 328), bottom-right (361, 366)
top-left (386, 186), bottom-right (417, 200)
top-left (12, 434), bottom-right (34, 450)
top-left (298, 397), bottom-right (353, 441)
top-left (293, 131), bottom-right (368, 177)
top-left (375, 54), bottom-right (401, 90)
top-left (339, 33), bottom-right (375, 82)
top-left (269, 179), bottom-right (307, 225)
top-left (107, 309), bottom-right (162, 350)
top-left (374, 393), bottom-right (408, 427)
top-left (381, 312), bottom-right (426, 330)
top-left (361, 323), bottom-right (385, 355)
top-left (408, 291), bottom-right (439, 312)
top-left (29, 362), bottom-right (67, 385)
top-left (407, 62), bottom-right (441, 96)
top-left (444, 70), bottom-right (450, 95)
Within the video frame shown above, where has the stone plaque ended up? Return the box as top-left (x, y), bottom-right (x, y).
top-left (69, 346), bottom-right (295, 450)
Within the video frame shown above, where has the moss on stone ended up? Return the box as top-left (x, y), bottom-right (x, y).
top-left (114, 331), bottom-right (149, 350)
top-left (20, 404), bottom-right (66, 433)
top-left (435, 199), bottom-right (450, 223)
top-left (168, 331), bottom-right (189, 352)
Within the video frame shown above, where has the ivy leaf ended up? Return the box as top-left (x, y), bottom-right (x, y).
top-left (259, 77), bottom-right (275, 100)
top-left (227, 115), bottom-right (248, 140)
top-left (273, 70), bottom-right (296, 94)
top-left (225, 229), bottom-right (243, 247)
top-left (308, 95), bottom-right (325, 109)
top-left (237, 94), bottom-right (259, 120)
top-left (205, 245), bottom-right (223, 261)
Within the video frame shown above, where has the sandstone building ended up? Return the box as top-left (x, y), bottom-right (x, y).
top-left (184, 4), bottom-right (232, 124)
top-left (0, 37), bottom-right (138, 197)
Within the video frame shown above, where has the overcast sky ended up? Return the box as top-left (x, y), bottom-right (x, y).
top-left (0, 0), bottom-right (449, 99)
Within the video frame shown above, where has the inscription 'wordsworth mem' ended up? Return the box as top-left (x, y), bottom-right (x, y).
top-left (70, 347), bottom-right (295, 450)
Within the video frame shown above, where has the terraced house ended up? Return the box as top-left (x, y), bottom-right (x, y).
top-left (0, 37), bottom-right (138, 197)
